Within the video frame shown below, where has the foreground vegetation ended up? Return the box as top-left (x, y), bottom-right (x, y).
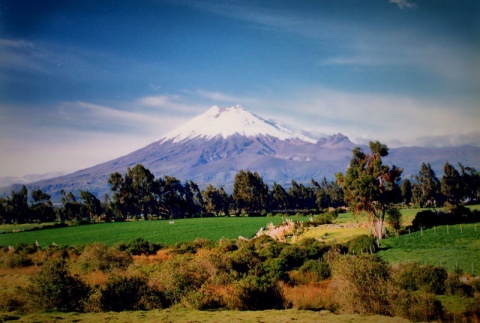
top-left (1, 209), bottom-right (479, 322)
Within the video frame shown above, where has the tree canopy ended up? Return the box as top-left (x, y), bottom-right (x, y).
top-left (336, 141), bottom-right (403, 239)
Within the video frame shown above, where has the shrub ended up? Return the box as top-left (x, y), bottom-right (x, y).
top-left (391, 263), bottom-right (447, 295)
top-left (282, 281), bottom-right (337, 311)
top-left (278, 245), bottom-right (307, 270)
top-left (445, 272), bottom-right (473, 297)
top-left (150, 254), bottom-right (202, 305)
top-left (262, 257), bottom-right (289, 281)
top-left (411, 210), bottom-right (438, 229)
top-left (347, 235), bottom-right (377, 255)
top-left (117, 237), bottom-right (163, 255)
top-left (172, 238), bottom-right (215, 254)
top-left (14, 242), bottom-right (38, 255)
top-left (0, 291), bottom-right (27, 312)
top-left (298, 260), bottom-right (331, 282)
top-left (230, 275), bottom-right (284, 310)
top-left (5, 254), bottom-right (32, 268)
top-left (332, 255), bottom-right (391, 315)
top-left (386, 208), bottom-right (402, 233)
top-left (298, 237), bottom-right (329, 260)
top-left (390, 289), bottom-right (444, 322)
top-left (100, 275), bottom-right (148, 311)
top-left (230, 247), bottom-right (262, 275)
top-left (78, 243), bottom-right (132, 272)
top-left (252, 235), bottom-right (285, 259)
top-left (27, 259), bottom-right (90, 312)
top-left (307, 212), bottom-right (337, 226)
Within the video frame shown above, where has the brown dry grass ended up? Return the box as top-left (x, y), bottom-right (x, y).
top-left (80, 270), bottom-right (110, 287)
top-left (132, 249), bottom-right (171, 265)
top-left (0, 309), bottom-right (411, 322)
top-left (282, 280), bottom-right (337, 311)
top-left (0, 266), bottom-right (39, 292)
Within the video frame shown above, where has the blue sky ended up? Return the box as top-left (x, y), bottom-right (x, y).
top-left (1, 0), bottom-right (479, 178)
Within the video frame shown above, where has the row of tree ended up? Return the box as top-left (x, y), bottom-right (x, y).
top-left (1, 142), bottom-right (479, 228)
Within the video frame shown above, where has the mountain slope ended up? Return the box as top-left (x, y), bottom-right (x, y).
top-left (1, 106), bottom-right (479, 202)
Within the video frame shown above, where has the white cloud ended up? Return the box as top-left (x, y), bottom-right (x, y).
top-left (251, 86), bottom-right (479, 148)
top-left (389, 0), bottom-right (417, 10)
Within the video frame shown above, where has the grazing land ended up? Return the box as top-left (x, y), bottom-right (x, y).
top-left (378, 222), bottom-right (480, 275)
top-left (0, 216), bottom-right (288, 247)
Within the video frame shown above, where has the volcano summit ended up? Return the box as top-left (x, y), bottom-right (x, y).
top-left (2, 105), bottom-right (479, 202)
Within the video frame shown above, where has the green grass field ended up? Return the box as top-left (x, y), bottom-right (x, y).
top-left (378, 223), bottom-right (480, 275)
top-left (0, 217), bottom-right (286, 247)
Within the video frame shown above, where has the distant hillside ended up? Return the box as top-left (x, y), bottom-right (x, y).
top-left (1, 106), bottom-right (479, 202)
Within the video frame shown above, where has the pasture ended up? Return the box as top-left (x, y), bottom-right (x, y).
top-left (378, 223), bottom-right (480, 275)
top-left (0, 217), bottom-right (287, 247)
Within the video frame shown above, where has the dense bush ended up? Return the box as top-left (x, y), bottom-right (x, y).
top-left (230, 275), bottom-right (284, 310)
top-left (278, 245), bottom-right (307, 270)
top-left (1, 233), bottom-right (475, 320)
top-left (347, 234), bottom-right (377, 255)
top-left (332, 255), bottom-right (391, 315)
top-left (298, 260), bottom-right (331, 281)
top-left (77, 243), bottom-right (132, 272)
top-left (117, 237), bottom-right (164, 255)
top-left (445, 272), bottom-right (474, 297)
top-left (391, 263), bottom-right (447, 295)
top-left (389, 289), bottom-right (444, 322)
top-left (27, 259), bottom-right (90, 312)
top-left (100, 275), bottom-right (152, 311)
top-left (172, 238), bottom-right (216, 254)
top-left (411, 209), bottom-right (480, 229)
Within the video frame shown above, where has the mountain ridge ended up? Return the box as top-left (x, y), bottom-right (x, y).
top-left (1, 106), bottom-right (479, 202)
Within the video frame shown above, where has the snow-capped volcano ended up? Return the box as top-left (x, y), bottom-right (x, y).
top-left (161, 105), bottom-right (317, 143)
top-left (3, 105), bottom-right (479, 202)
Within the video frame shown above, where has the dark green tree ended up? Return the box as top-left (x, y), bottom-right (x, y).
top-left (30, 189), bottom-right (55, 222)
top-left (336, 142), bottom-right (403, 240)
top-left (108, 164), bottom-right (157, 219)
top-left (61, 190), bottom-right (83, 221)
top-left (288, 180), bottom-right (315, 210)
top-left (233, 170), bottom-right (269, 214)
top-left (270, 182), bottom-right (289, 211)
top-left (79, 190), bottom-right (103, 221)
top-left (157, 175), bottom-right (185, 218)
top-left (441, 162), bottom-right (463, 207)
top-left (184, 180), bottom-right (205, 217)
top-left (202, 184), bottom-right (229, 216)
top-left (400, 178), bottom-right (412, 206)
top-left (0, 197), bottom-right (6, 223)
top-left (413, 163), bottom-right (442, 208)
top-left (458, 163), bottom-right (480, 202)
top-left (5, 185), bottom-right (30, 223)
top-left (312, 177), bottom-right (344, 209)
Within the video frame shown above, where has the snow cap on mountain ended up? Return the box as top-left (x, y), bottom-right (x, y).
top-left (160, 105), bottom-right (317, 143)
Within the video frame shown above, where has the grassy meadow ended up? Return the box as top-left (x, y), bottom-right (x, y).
top-left (0, 216), bottom-right (288, 247)
top-left (378, 222), bottom-right (480, 275)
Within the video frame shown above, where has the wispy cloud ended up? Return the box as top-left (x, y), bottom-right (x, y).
top-left (252, 86), bottom-right (479, 148)
top-left (0, 38), bottom-right (35, 49)
top-left (194, 89), bottom-right (258, 106)
top-left (389, 0), bottom-right (417, 10)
